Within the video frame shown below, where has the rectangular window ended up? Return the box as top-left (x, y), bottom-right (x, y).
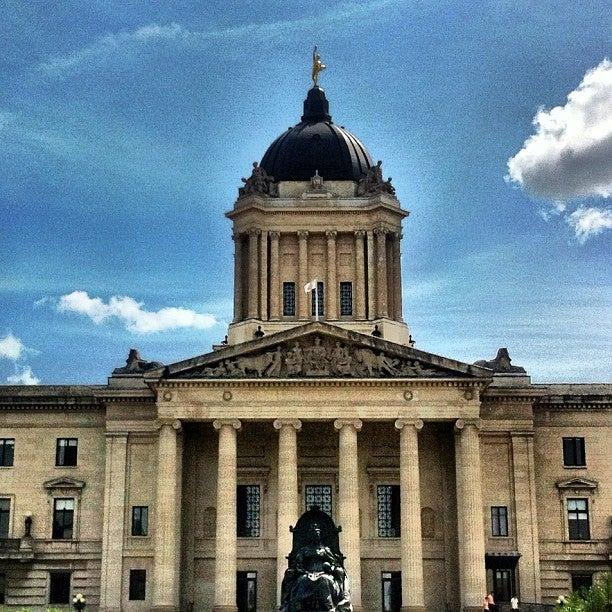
top-left (283, 282), bottom-right (296, 316)
top-left (563, 437), bottom-right (586, 467)
top-left (571, 574), bottom-right (593, 593)
top-left (305, 484), bottom-right (332, 516)
top-left (377, 485), bottom-right (401, 537)
top-left (491, 506), bottom-right (509, 537)
top-left (311, 281), bottom-right (324, 317)
top-left (131, 506), bottom-right (149, 536)
top-left (129, 569), bottom-right (146, 601)
top-left (340, 282), bottom-right (353, 316)
top-left (381, 571), bottom-right (402, 612)
top-left (237, 571), bottom-right (257, 612)
top-left (52, 498), bottom-right (74, 539)
top-left (0, 499), bottom-right (10, 538)
top-left (0, 572), bottom-right (5, 604)
top-left (0, 439), bottom-right (14, 467)
top-left (237, 485), bottom-right (261, 537)
top-left (56, 438), bottom-right (78, 467)
top-left (568, 498), bottom-right (590, 540)
top-left (49, 571), bottom-right (71, 604)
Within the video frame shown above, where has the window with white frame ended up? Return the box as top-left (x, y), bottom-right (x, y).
top-left (52, 498), bottom-right (74, 539)
top-left (567, 498), bottom-right (590, 540)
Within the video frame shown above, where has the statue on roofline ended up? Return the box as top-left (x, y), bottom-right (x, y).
top-left (238, 161), bottom-right (278, 198)
top-left (357, 160), bottom-right (395, 196)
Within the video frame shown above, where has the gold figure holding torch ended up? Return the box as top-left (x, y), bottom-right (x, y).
top-left (311, 46), bottom-right (326, 86)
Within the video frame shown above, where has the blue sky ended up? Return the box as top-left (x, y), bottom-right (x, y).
top-left (1, 0), bottom-right (610, 384)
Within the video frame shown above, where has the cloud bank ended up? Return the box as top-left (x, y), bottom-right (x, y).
top-left (567, 206), bottom-right (612, 243)
top-left (38, 1), bottom-right (401, 76)
top-left (57, 291), bottom-right (217, 333)
top-left (0, 333), bottom-right (25, 360)
top-left (507, 59), bottom-right (612, 241)
top-left (507, 59), bottom-right (612, 200)
top-left (0, 333), bottom-right (39, 384)
top-left (7, 366), bottom-right (40, 385)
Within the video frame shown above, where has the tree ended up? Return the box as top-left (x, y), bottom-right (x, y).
top-left (555, 573), bottom-right (612, 612)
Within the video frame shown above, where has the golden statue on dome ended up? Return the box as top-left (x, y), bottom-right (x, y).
top-left (311, 45), bottom-right (326, 86)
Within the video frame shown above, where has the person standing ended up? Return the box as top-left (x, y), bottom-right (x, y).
top-left (483, 595), bottom-right (490, 610)
top-left (486, 592), bottom-right (497, 612)
top-left (510, 595), bottom-right (520, 610)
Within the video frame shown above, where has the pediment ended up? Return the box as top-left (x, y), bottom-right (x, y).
top-left (43, 477), bottom-right (86, 491)
top-left (154, 322), bottom-right (491, 381)
top-left (556, 477), bottom-right (598, 491)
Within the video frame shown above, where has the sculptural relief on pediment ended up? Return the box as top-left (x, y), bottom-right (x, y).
top-left (176, 335), bottom-right (458, 379)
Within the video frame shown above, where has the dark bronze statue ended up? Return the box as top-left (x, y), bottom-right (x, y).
top-left (280, 506), bottom-right (352, 611)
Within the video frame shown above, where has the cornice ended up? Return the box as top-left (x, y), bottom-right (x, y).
top-left (156, 378), bottom-right (487, 389)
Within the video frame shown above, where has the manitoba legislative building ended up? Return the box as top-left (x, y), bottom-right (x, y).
top-left (0, 81), bottom-right (610, 612)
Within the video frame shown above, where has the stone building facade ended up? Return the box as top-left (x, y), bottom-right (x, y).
top-left (0, 85), bottom-right (610, 612)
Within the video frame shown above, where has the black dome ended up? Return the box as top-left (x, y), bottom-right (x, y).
top-left (260, 86), bottom-right (373, 182)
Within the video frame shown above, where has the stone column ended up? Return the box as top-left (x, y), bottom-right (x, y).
top-left (298, 231), bottom-right (309, 319)
top-left (366, 230), bottom-right (376, 320)
top-left (395, 419), bottom-right (425, 612)
top-left (152, 420), bottom-right (183, 611)
top-left (392, 232), bottom-right (403, 321)
top-left (511, 432), bottom-right (541, 602)
top-left (269, 232), bottom-right (281, 320)
top-left (259, 230), bottom-right (268, 320)
top-left (273, 419), bottom-right (302, 604)
top-left (375, 227), bottom-right (388, 318)
top-left (326, 230), bottom-right (338, 320)
top-left (354, 231), bottom-right (366, 319)
top-left (455, 419), bottom-right (486, 611)
top-left (213, 419), bottom-right (241, 612)
top-left (247, 230), bottom-right (260, 319)
top-left (334, 419), bottom-right (363, 610)
top-left (232, 233), bottom-right (243, 322)
top-left (100, 432), bottom-right (128, 612)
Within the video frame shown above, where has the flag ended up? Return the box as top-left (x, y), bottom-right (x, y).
top-left (304, 279), bottom-right (318, 293)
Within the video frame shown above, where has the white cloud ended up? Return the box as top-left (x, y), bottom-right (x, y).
top-left (567, 206), bottom-right (612, 243)
top-left (507, 59), bottom-right (612, 202)
top-left (37, 1), bottom-right (402, 76)
top-left (57, 290), bottom-right (217, 333)
top-left (6, 366), bottom-right (40, 385)
top-left (0, 333), bottom-right (24, 360)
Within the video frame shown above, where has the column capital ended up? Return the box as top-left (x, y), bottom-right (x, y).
top-left (248, 228), bottom-right (261, 236)
top-left (297, 230), bottom-right (309, 239)
top-left (325, 230), bottom-right (337, 239)
top-left (334, 418), bottom-right (362, 431)
top-left (269, 231), bottom-right (280, 240)
top-left (157, 418), bottom-right (182, 431)
top-left (213, 418), bottom-right (242, 431)
top-left (231, 232), bottom-right (242, 242)
top-left (395, 418), bottom-right (424, 431)
top-left (374, 226), bottom-right (388, 236)
top-left (273, 418), bottom-right (302, 431)
top-left (454, 418), bottom-right (481, 432)
top-left (354, 230), bottom-right (366, 238)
